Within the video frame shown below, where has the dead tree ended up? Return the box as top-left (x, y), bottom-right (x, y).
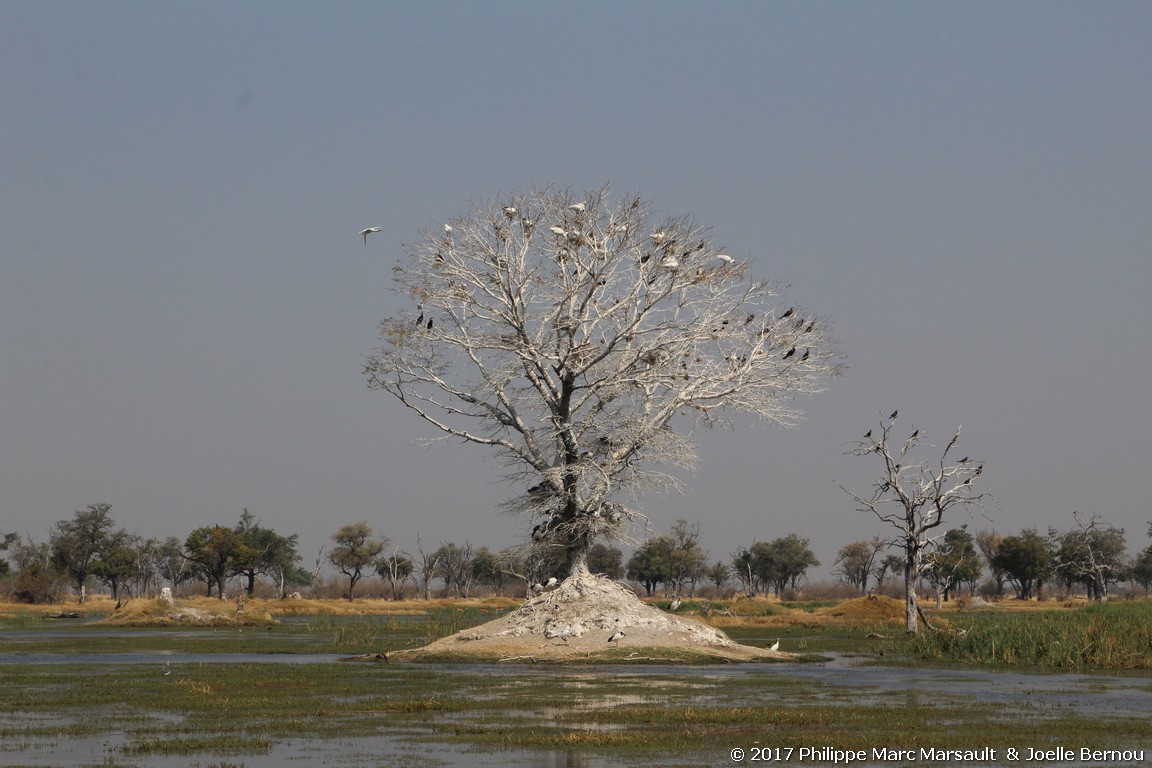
top-left (366, 185), bottom-right (842, 578)
top-left (839, 415), bottom-right (989, 634)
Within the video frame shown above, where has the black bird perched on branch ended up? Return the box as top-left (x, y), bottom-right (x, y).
top-left (864, 430), bottom-right (872, 439)
top-left (780, 307), bottom-right (795, 319)
top-left (889, 410), bottom-right (898, 420)
top-left (782, 346), bottom-right (796, 360)
top-left (910, 430), bottom-right (918, 439)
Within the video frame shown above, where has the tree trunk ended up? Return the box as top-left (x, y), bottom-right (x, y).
top-left (904, 551), bottom-right (919, 635)
top-left (563, 537), bottom-right (591, 580)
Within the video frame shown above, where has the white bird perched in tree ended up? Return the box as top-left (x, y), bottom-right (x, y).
top-left (360, 227), bottom-right (383, 244)
top-left (549, 225), bottom-right (567, 236)
top-left (649, 231), bottom-right (666, 244)
top-left (503, 206), bottom-right (517, 218)
top-left (569, 201), bottom-right (586, 212)
top-left (660, 254), bottom-right (679, 270)
top-left (769, 638), bottom-right (780, 651)
top-left (716, 253), bottom-right (734, 264)
top-left (607, 630), bottom-right (625, 643)
top-left (443, 224), bottom-right (453, 234)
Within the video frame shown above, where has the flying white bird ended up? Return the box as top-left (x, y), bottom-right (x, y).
top-left (716, 253), bottom-right (734, 264)
top-left (608, 630), bottom-right (625, 643)
top-left (569, 202), bottom-right (586, 212)
top-left (769, 638), bottom-right (780, 651)
top-left (360, 227), bottom-right (383, 244)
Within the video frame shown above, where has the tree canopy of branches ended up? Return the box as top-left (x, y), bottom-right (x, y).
top-left (834, 538), bottom-right (883, 593)
top-left (992, 528), bottom-right (1052, 600)
top-left (731, 535), bottom-right (819, 596)
top-left (431, 541), bottom-right (477, 598)
top-left (840, 416), bottom-right (989, 634)
top-left (586, 543), bottom-right (624, 580)
top-left (366, 186), bottom-right (842, 577)
top-left (50, 503), bottom-right (116, 603)
top-left (0, 531), bottom-right (17, 578)
top-left (92, 529), bottom-right (140, 606)
top-left (1050, 512), bottom-right (1128, 601)
top-left (184, 525), bottom-right (253, 599)
top-left (234, 510), bottom-right (300, 598)
top-left (1133, 523), bottom-right (1152, 595)
top-left (376, 549), bottom-right (414, 600)
top-left (328, 522), bottom-right (388, 601)
top-left (626, 537), bottom-right (672, 596)
top-left (923, 526), bottom-right (982, 603)
top-left (626, 520), bottom-right (709, 597)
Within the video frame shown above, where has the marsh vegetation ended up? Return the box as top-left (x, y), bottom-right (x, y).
top-left (1, 595), bottom-right (1150, 767)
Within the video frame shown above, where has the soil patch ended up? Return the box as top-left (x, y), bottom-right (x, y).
top-left (99, 599), bottom-right (276, 627)
top-left (391, 573), bottom-right (791, 663)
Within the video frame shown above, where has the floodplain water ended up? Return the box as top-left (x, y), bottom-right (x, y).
top-left (2, 618), bottom-right (1151, 768)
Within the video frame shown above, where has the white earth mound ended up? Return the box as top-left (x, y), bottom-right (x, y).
top-left (392, 572), bottom-right (788, 663)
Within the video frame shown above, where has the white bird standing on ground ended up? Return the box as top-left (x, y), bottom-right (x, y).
top-left (669, 598), bottom-right (681, 611)
top-left (608, 630), bottom-right (625, 643)
top-left (360, 227), bottom-right (383, 244)
top-left (769, 638), bottom-right (780, 651)
top-left (545, 577), bottom-right (558, 589)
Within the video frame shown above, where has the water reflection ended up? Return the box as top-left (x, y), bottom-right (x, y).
top-left (2, 648), bottom-right (1149, 767)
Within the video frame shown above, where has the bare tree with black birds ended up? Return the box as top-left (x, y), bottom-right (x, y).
top-left (839, 414), bottom-right (990, 634)
top-left (366, 184), bottom-right (842, 582)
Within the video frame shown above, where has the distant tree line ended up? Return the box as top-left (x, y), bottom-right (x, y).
top-left (3, 507), bottom-right (1152, 604)
top-left (831, 514), bottom-right (1152, 604)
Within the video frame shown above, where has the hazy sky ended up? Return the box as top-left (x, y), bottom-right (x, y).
top-left (3, 2), bottom-right (1150, 581)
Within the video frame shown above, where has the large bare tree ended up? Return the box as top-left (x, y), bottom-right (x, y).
top-left (839, 415), bottom-right (989, 634)
top-left (366, 186), bottom-right (842, 578)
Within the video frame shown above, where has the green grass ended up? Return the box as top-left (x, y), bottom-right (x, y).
top-left (3, 653), bottom-right (1149, 764)
top-left (2, 600), bottom-right (1152, 765)
top-left (907, 600), bottom-right (1152, 669)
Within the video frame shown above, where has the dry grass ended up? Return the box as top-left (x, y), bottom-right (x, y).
top-left (1, 593), bottom-right (521, 621)
top-left (702, 595), bottom-right (906, 630)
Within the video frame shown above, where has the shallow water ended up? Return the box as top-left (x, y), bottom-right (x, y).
top-left (2, 645), bottom-right (1150, 767)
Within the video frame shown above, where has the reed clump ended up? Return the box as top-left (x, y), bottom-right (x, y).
top-left (910, 600), bottom-right (1152, 669)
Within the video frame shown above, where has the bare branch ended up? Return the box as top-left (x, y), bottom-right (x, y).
top-left (839, 413), bottom-right (990, 634)
top-left (368, 185), bottom-right (842, 574)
